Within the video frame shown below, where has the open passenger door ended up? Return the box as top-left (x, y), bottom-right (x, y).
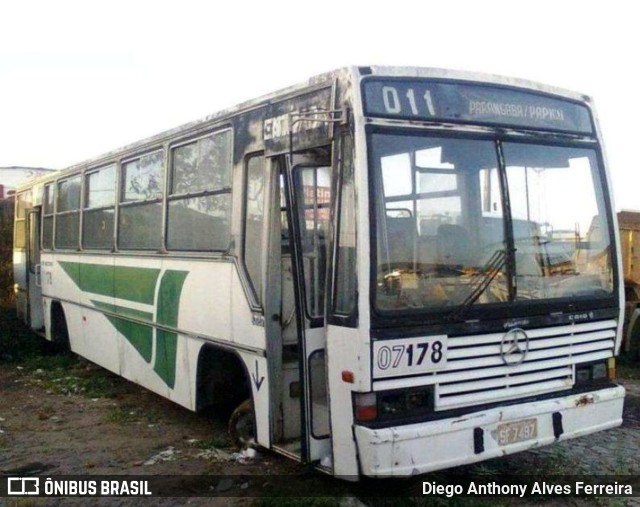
top-left (279, 151), bottom-right (332, 466)
top-left (260, 81), bottom-right (337, 467)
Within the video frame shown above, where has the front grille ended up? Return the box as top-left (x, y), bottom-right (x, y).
top-left (434, 320), bottom-right (616, 410)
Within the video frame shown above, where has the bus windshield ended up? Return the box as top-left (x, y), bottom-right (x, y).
top-left (370, 131), bottom-right (614, 314)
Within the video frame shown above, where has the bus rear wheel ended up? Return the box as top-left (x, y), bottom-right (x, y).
top-left (228, 398), bottom-right (255, 448)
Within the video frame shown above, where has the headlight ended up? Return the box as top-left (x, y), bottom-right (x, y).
top-left (354, 387), bottom-right (433, 423)
top-left (591, 362), bottom-right (607, 380)
top-left (575, 360), bottom-right (611, 385)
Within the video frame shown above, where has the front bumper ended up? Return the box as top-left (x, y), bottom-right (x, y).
top-left (354, 385), bottom-right (625, 477)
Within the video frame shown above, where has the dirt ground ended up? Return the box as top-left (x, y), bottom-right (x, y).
top-left (1, 308), bottom-right (639, 507)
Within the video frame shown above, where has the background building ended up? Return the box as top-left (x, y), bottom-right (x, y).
top-left (618, 210), bottom-right (640, 284)
top-left (0, 166), bottom-right (57, 198)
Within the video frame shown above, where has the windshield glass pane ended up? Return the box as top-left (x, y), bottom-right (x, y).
top-left (371, 132), bottom-right (614, 314)
top-left (503, 143), bottom-right (613, 300)
top-left (371, 133), bottom-right (508, 311)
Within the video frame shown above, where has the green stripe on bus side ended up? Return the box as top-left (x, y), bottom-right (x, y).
top-left (58, 261), bottom-right (189, 389)
top-left (59, 262), bottom-right (160, 305)
top-left (59, 261), bottom-right (80, 290)
top-left (154, 270), bottom-right (189, 389)
top-left (90, 300), bottom-right (154, 363)
top-left (115, 266), bottom-right (161, 305)
top-left (90, 300), bottom-right (153, 322)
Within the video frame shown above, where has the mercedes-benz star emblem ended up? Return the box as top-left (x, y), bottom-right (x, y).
top-left (500, 328), bottom-right (529, 365)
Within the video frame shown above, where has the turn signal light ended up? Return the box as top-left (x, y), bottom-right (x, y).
top-left (607, 357), bottom-right (616, 380)
top-left (354, 393), bottom-right (377, 422)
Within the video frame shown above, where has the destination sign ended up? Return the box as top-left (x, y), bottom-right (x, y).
top-left (362, 79), bottom-right (593, 134)
top-left (263, 85), bottom-right (334, 155)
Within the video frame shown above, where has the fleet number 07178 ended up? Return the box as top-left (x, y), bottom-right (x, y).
top-left (372, 335), bottom-right (448, 379)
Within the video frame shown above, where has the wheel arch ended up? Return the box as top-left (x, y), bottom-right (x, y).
top-left (625, 307), bottom-right (640, 357)
top-left (49, 300), bottom-right (70, 349)
top-left (195, 343), bottom-right (253, 413)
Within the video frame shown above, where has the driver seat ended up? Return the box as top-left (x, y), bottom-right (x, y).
top-left (437, 224), bottom-right (472, 268)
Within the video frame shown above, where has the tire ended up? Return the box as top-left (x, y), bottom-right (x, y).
top-left (228, 398), bottom-right (256, 448)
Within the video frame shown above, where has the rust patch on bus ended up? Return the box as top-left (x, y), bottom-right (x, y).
top-left (575, 395), bottom-right (594, 407)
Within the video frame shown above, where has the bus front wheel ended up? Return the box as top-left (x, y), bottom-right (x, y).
top-left (228, 398), bottom-right (256, 448)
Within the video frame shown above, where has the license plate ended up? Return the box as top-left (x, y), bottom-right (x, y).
top-left (496, 418), bottom-right (538, 446)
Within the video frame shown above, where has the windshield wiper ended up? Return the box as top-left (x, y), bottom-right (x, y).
top-left (447, 249), bottom-right (507, 322)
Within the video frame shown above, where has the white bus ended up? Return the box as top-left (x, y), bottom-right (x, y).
top-left (13, 66), bottom-right (625, 478)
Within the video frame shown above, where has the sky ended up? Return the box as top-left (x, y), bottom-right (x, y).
top-left (1, 0), bottom-right (637, 210)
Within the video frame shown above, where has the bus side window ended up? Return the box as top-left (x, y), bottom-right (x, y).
top-left (118, 151), bottom-right (164, 251)
top-left (42, 184), bottom-right (54, 250)
top-left (167, 129), bottom-right (233, 252)
top-left (14, 191), bottom-right (31, 250)
top-left (55, 176), bottom-right (81, 250)
top-left (83, 164), bottom-right (116, 250)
